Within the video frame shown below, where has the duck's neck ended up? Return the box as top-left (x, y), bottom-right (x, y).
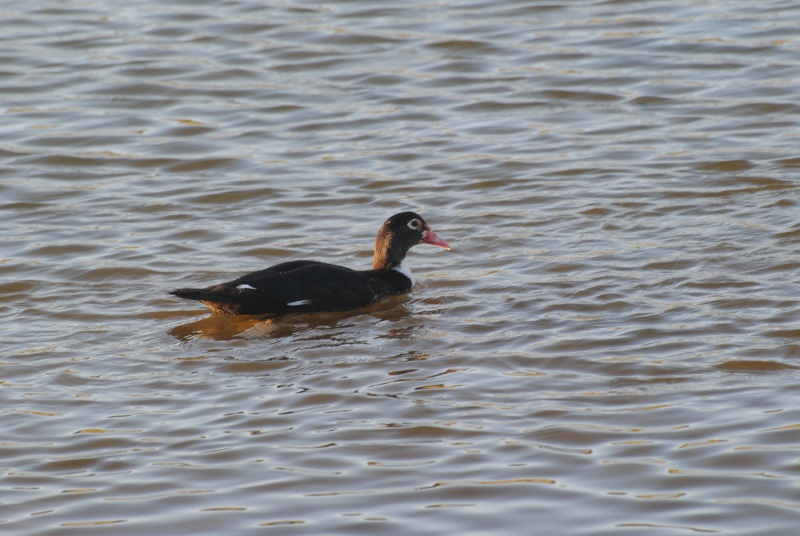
top-left (372, 251), bottom-right (404, 271)
top-left (372, 236), bottom-right (405, 271)
top-left (392, 259), bottom-right (416, 285)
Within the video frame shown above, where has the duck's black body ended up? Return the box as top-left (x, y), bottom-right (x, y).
top-left (171, 260), bottom-right (414, 316)
top-left (170, 212), bottom-right (450, 316)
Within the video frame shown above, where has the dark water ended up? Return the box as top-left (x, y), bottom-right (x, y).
top-left (3, 1), bottom-right (800, 534)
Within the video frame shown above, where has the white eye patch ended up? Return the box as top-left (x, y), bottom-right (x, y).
top-left (407, 218), bottom-right (422, 230)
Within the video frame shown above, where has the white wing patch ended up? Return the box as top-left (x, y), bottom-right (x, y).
top-left (286, 299), bottom-right (312, 306)
top-left (393, 260), bottom-right (416, 285)
top-left (237, 284), bottom-right (256, 290)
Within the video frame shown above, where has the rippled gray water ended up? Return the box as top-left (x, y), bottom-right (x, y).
top-left (3, 1), bottom-right (800, 534)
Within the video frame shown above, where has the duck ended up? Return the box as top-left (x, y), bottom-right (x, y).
top-left (169, 212), bottom-right (451, 315)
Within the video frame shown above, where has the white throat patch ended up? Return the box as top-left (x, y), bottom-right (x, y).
top-left (393, 260), bottom-right (416, 285)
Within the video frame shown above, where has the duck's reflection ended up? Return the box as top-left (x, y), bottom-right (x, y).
top-left (168, 295), bottom-right (419, 341)
top-left (169, 313), bottom-right (288, 341)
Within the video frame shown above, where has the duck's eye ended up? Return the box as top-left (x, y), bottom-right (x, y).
top-left (408, 219), bottom-right (422, 230)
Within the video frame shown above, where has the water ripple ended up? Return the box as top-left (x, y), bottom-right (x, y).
top-left (3, 0), bottom-right (800, 535)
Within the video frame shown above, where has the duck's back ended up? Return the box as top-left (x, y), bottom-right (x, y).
top-left (172, 261), bottom-right (387, 315)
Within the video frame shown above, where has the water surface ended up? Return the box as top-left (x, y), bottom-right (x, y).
top-left (3, 1), bottom-right (800, 534)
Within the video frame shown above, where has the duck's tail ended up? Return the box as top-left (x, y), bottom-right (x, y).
top-left (169, 288), bottom-right (220, 301)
